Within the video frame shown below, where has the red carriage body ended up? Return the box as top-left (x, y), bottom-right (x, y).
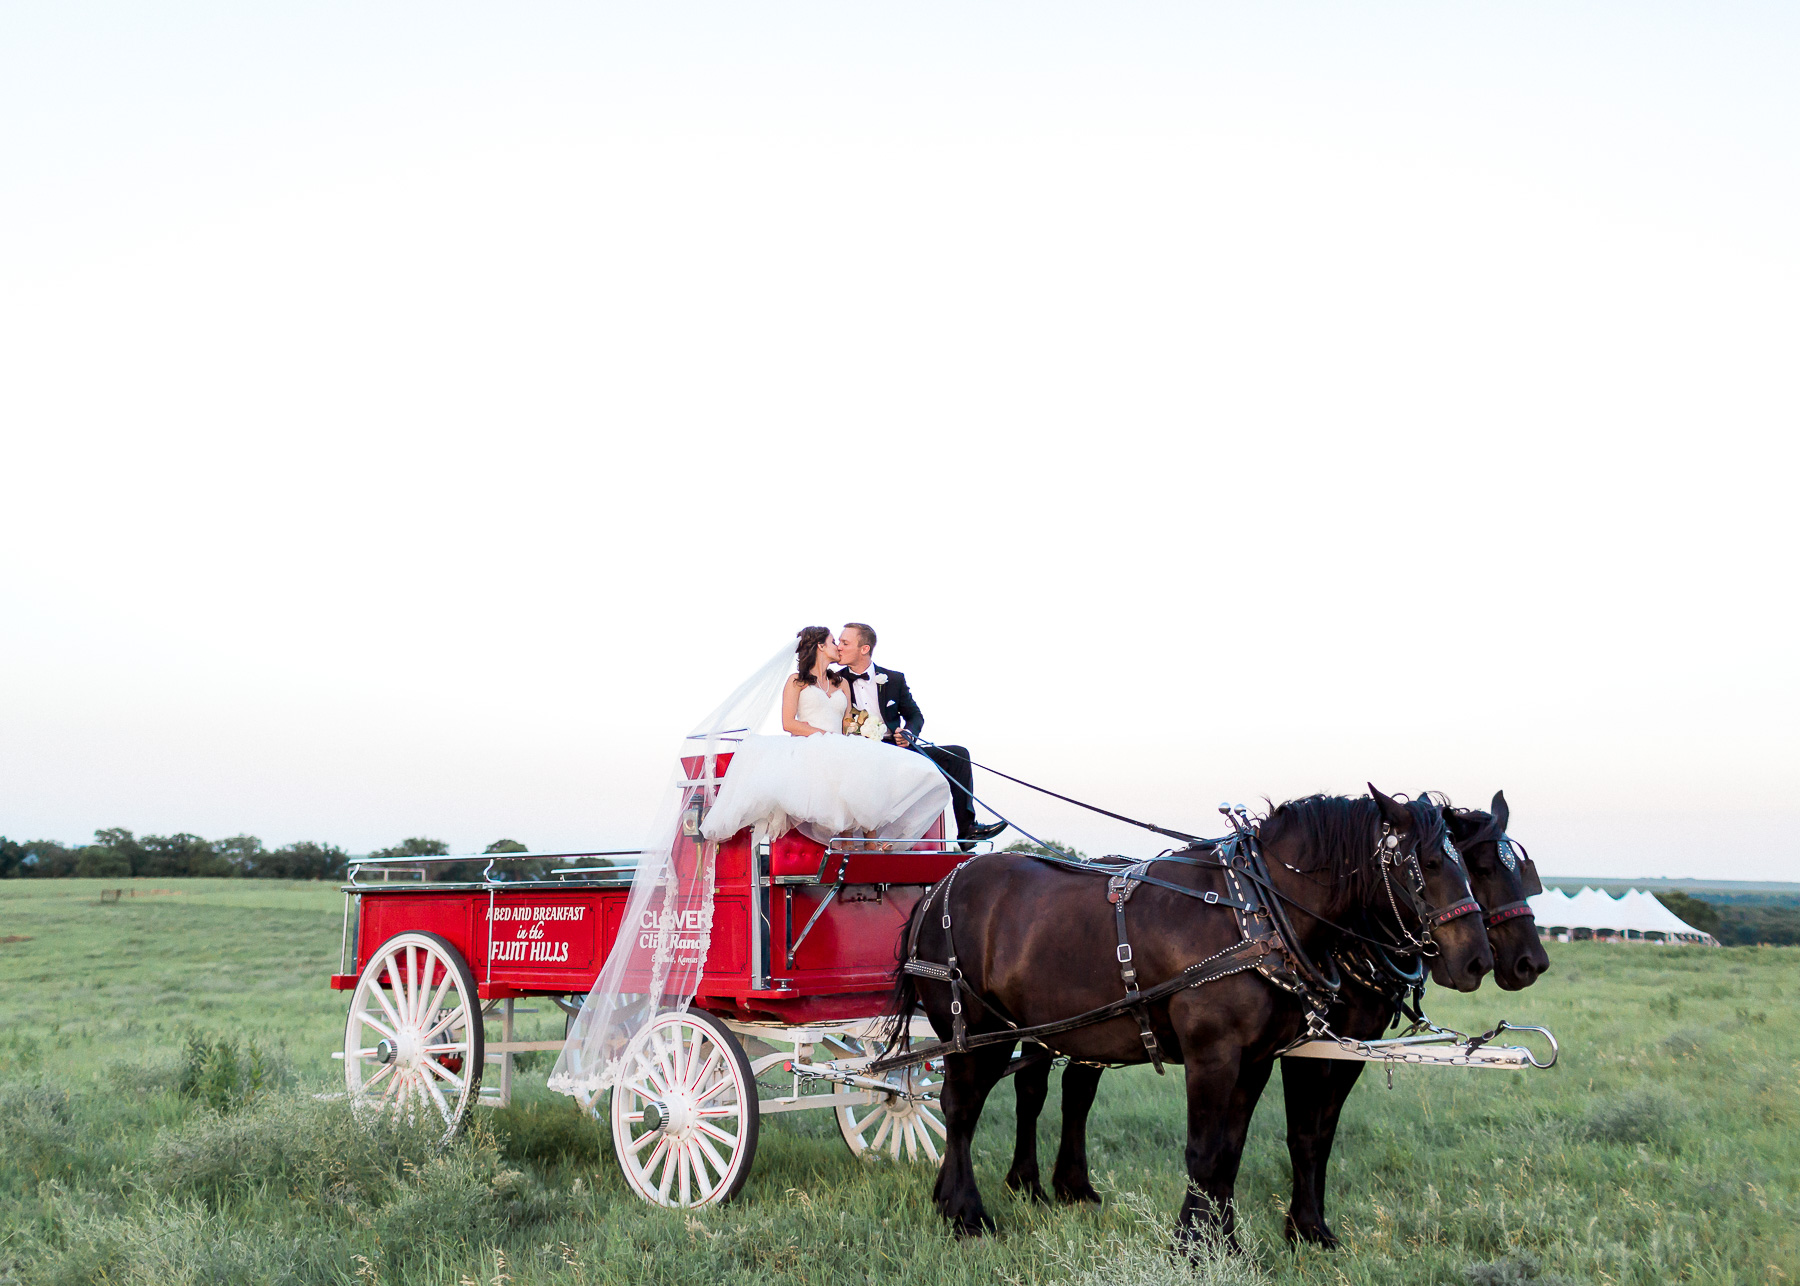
top-left (330, 752), bottom-right (961, 1024)
top-left (329, 748), bottom-right (967, 1205)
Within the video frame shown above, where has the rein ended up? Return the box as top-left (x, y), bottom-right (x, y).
top-left (906, 737), bottom-right (1206, 847)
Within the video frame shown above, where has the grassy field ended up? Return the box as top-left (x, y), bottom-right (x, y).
top-left (1, 877), bottom-right (1795, 1285)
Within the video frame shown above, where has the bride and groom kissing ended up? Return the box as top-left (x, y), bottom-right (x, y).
top-left (700, 623), bottom-right (1008, 851)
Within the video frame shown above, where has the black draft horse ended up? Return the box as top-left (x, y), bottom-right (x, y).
top-left (887, 787), bottom-right (1492, 1244)
top-left (1277, 790), bottom-right (1550, 1246)
top-left (1002, 791), bottom-right (1551, 1239)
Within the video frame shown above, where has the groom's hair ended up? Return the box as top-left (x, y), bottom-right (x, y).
top-left (844, 622), bottom-right (877, 652)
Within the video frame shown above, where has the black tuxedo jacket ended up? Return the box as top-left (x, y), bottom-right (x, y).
top-left (837, 664), bottom-right (925, 742)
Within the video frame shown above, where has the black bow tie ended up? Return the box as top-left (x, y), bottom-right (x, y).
top-left (845, 669), bottom-right (875, 682)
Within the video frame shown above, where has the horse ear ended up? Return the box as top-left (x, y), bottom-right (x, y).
top-left (1368, 784), bottom-right (1411, 830)
top-left (1490, 790), bottom-right (1509, 834)
top-left (1443, 806), bottom-right (1475, 842)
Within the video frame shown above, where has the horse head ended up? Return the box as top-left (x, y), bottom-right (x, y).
top-left (1444, 790), bottom-right (1551, 991)
top-left (1368, 785), bottom-right (1493, 992)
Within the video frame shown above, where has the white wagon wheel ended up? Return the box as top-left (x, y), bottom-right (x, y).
top-left (826, 1033), bottom-right (945, 1164)
top-left (610, 1009), bottom-right (759, 1208)
top-left (343, 931), bottom-right (483, 1141)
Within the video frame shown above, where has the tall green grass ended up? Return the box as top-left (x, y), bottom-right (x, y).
top-left (1, 878), bottom-right (1795, 1283)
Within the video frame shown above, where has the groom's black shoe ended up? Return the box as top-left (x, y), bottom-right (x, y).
top-left (959, 820), bottom-right (1008, 852)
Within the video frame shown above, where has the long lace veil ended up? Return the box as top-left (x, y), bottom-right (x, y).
top-left (547, 643), bottom-right (794, 1101)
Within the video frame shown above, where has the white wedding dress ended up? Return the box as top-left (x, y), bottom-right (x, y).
top-left (701, 682), bottom-right (953, 845)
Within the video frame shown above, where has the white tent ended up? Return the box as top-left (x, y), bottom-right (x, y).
top-left (1527, 886), bottom-right (1716, 944)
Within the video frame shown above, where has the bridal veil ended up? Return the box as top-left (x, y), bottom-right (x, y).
top-left (547, 644), bottom-right (794, 1101)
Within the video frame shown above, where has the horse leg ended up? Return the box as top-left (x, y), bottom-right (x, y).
top-left (1279, 1056), bottom-right (1365, 1249)
top-left (1176, 1049), bottom-right (1275, 1254)
top-left (1003, 1051), bottom-right (1051, 1203)
top-left (1050, 1062), bottom-right (1104, 1205)
top-left (932, 1042), bottom-right (1014, 1236)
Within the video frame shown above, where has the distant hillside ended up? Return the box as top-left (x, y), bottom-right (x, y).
top-left (1543, 877), bottom-right (1800, 907)
top-left (1541, 877), bottom-right (1800, 945)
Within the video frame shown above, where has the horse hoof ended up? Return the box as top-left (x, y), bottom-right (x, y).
top-left (1282, 1214), bottom-right (1339, 1250)
top-left (953, 1213), bottom-right (997, 1238)
top-left (1004, 1170), bottom-right (1049, 1204)
top-left (1054, 1183), bottom-right (1102, 1206)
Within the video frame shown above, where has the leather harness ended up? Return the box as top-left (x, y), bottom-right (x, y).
top-left (875, 811), bottom-right (1484, 1078)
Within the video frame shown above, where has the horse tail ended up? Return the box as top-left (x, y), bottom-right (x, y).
top-left (881, 899), bottom-right (925, 1053)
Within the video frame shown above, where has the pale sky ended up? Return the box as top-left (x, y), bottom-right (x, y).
top-left (2, 3), bottom-right (1795, 879)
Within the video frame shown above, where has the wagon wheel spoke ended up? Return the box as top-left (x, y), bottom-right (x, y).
top-left (914, 1118), bottom-right (941, 1163)
top-left (868, 1111), bottom-right (895, 1153)
top-left (678, 1141), bottom-right (692, 1206)
top-left (686, 1027), bottom-right (711, 1089)
top-left (694, 1120), bottom-right (739, 1151)
top-left (421, 970), bottom-right (454, 1033)
top-left (693, 1132), bottom-right (730, 1186)
top-left (687, 1143), bottom-right (720, 1202)
top-left (355, 1011), bottom-right (397, 1042)
top-left (371, 963), bottom-right (407, 1034)
top-left (421, 1057), bottom-right (466, 1091)
top-left (692, 1075), bottom-right (735, 1107)
top-left (420, 1004), bottom-right (466, 1044)
top-left (653, 1033), bottom-right (681, 1098)
top-left (654, 1136), bottom-right (678, 1203)
top-left (405, 945), bottom-right (421, 1026)
top-left (356, 1062), bottom-right (396, 1095)
top-left (420, 1068), bottom-right (454, 1122)
top-left (919, 1105), bottom-right (948, 1140)
top-left (625, 1125), bottom-right (663, 1157)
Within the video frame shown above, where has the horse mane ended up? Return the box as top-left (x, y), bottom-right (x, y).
top-left (1259, 792), bottom-right (1450, 907)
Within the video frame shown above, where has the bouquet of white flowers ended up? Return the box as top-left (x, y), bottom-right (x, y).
top-left (843, 705), bottom-right (888, 741)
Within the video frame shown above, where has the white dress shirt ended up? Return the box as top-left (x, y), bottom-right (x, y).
top-left (846, 665), bottom-right (883, 728)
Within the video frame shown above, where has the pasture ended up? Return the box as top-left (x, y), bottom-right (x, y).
top-left (1, 878), bottom-right (1795, 1285)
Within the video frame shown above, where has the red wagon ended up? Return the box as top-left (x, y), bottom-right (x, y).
top-left (330, 752), bottom-right (971, 1207)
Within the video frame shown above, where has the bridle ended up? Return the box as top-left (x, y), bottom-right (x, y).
top-left (1367, 818), bottom-right (1482, 958)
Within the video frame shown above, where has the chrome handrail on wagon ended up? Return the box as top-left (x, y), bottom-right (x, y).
top-left (342, 850), bottom-right (644, 890)
top-left (337, 851), bottom-right (646, 983)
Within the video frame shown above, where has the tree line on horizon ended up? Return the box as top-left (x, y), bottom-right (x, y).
top-left (0, 831), bottom-right (529, 882)
top-left (5, 829), bottom-right (1798, 944)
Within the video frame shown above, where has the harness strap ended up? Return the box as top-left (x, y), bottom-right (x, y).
top-left (1425, 897), bottom-right (1482, 930)
top-left (1482, 900), bottom-right (1536, 928)
top-left (870, 937), bottom-right (1273, 1074)
top-left (1108, 863), bottom-right (1165, 1074)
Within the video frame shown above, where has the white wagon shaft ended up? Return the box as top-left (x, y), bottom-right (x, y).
top-left (1283, 1020), bottom-right (1559, 1070)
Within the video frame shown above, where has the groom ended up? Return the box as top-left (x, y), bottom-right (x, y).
top-left (835, 623), bottom-right (1007, 850)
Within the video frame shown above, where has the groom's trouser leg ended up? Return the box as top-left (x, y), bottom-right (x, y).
top-left (922, 744), bottom-right (979, 838)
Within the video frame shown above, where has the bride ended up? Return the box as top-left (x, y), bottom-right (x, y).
top-left (701, 627), bottom-right (953, 845)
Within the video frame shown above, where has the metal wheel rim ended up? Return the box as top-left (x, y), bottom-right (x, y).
top-left (610, 1013), bottom-right (753, 1207)
top-left (343, 932), bottom-right (478, 1138)
top-left (830, 1035), bottom-right (945, 1164)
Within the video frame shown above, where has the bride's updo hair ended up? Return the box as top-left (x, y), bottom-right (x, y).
top-left (794, 626), bottom-right (831, 686)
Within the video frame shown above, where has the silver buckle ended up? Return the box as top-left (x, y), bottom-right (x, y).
top-left (1204, 891), bottom-right (1219, 904)
top-left (1116, 944), bottom-right (1133, 963)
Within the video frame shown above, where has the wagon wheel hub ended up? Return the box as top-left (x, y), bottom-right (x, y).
top-left (375, 1038), bottom-right (397, 1065)
top-left (655, 1093), bottom-right (697, 1136)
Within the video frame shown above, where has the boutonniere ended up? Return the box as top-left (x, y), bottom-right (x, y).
top-left (875, 673), bottom-right (887, 685)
